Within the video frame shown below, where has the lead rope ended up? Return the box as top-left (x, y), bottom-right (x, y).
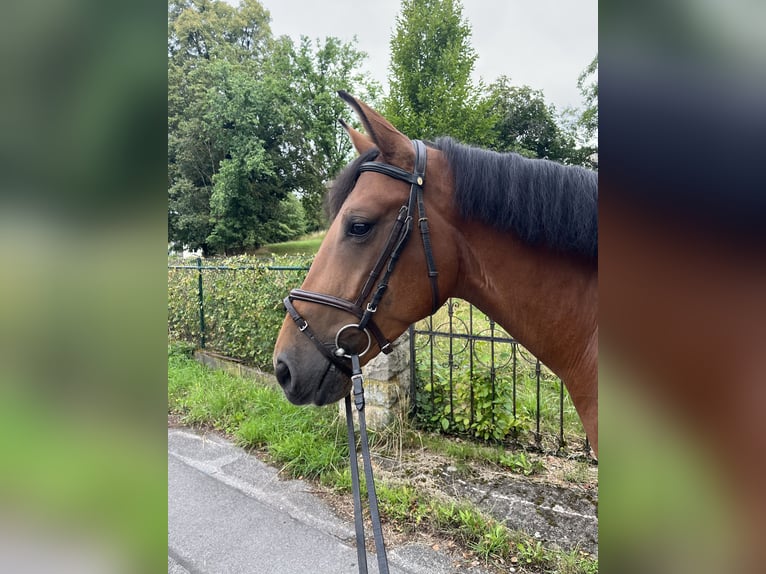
top-left (345, 354), bottom-right (389, 574)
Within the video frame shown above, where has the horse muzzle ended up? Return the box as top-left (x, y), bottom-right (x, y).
top-left (274, 347), bottom-right (352, 406)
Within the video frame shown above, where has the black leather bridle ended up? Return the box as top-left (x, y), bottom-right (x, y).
top-left (282, 139), bottom-right (440, 375)
top-left (280, 139), bottom-right (440, 574)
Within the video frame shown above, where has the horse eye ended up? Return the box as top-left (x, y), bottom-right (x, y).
top-left (348, 222), bottom-right (372, 237)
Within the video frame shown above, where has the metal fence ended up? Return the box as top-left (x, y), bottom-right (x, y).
top-left (169, 259), bottom-right (588, 454)
top-left (409, 299), bottom-right (589, 455)
top-left (168, 258), bottom-right (310, 350)
top-left (168, 258), bottom-right (310, 369)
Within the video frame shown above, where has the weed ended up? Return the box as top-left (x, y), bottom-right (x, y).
top-left (412, 300), bottom-right (587, 452)
top-left (377, 483), bottom-right (424, 524)
top-left (553, 546), bottom-right (599, 574)
top-left (516, 539), bottom-right (548, 565)
top-left (498, 451), bottom-right (545, 476)
top-left (473, 522), bottom-right (511, 561)
top-left (563, 461), bottom-right (593, 484)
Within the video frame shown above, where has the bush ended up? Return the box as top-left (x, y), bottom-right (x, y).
top-left (168, 254), bottom-right (311, 370)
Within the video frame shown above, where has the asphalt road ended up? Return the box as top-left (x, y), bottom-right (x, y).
top-left (168, 427), bottom-right (490, 574)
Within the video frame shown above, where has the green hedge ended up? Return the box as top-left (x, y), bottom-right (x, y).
top-left (168, 255), bottom-right (311, 370)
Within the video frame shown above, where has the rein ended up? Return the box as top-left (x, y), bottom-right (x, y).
top-left (282, 139), bottom-right (440, 573)
top-left (345, 354), bottom-right (388, 574)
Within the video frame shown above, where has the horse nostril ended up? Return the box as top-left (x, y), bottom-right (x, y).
top-left (275, 359), bottom-right (292, 389)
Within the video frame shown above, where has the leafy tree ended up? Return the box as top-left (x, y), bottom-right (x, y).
top-left (271, 36), bottom-right (381, 231)
top-left (202, 58), bottom-right (300, 253)
top-left (168, 0), bottom-right (278, 254)
top-left (576, 55), bottom-right (598, 144)
top-left (485, 76), bottom-right (593, 167)
top-left (384, 0), bottom-right (493, 144)
top-left (168, 0), bottom-right (379, 253)
top-left (168, 0), bottom-right (272, 63)
top-left (264, 193), bottom-right (307, 244)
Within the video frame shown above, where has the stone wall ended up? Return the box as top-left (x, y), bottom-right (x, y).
top-left (339, 331), bottom-right (411, 430)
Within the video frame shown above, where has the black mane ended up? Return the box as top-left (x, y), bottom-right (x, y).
top-left (327, 139), bottom-right (598, 262)
top-left (436, 137), bottom-right (598, 262)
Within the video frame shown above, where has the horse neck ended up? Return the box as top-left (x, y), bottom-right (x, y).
top-left (452, 223), bottom-right (598, 382)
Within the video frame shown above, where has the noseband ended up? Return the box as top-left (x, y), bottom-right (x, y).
top-left (283, 139), bottom-right (440, 374)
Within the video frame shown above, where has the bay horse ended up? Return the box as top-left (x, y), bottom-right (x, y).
top-left (272, 91), bottom-right (598, 455)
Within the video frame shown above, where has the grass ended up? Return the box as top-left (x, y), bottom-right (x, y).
top-left (375, 482), bottom-right (596, 572)
top-left (168, 343), bottom-right (597, 573)
top-left (388, 429), bottom-right (546, 476)
top-left (168, 343), bottom-right (346, 480)
top-left (257, 231), bottom-right (325, 256)
top-left (563, 461), bottom-right (593, 485)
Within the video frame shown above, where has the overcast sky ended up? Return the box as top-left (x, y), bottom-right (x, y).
top-left (256, 0), bottom-right (597, 112)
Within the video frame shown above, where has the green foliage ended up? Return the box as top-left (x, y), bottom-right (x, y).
top-left (473, 523), bottom-right (511, 561)
top-left (168, 352), bottom-right (346, 480)
top-left (413, 301), bottom-right (585, 451)
top-left (167, 254), bottom-right (311, 370)
top-left (576, 55), bottom-right (598, 144)
top-left (168, 0), bottom-right (379, 254)
top-left (516, 539), bottom-right (548, 565)
top-left (384, 0), bottom-right (494, 144)
top-left (498, 451), bottom-right (545, 476)
top-left (485, 76), bottom-right (593, 167)
top-left (168, 0), bottom-right (281, 255)
top-left (262, 193), bottom-right (307, 244)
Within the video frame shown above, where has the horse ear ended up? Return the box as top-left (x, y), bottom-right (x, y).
top-left (338, 118), bottom-right (376, 156)
top-left (338, 91), bottom-right (412, 166)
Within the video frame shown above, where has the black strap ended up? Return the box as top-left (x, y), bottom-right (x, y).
top-left (287, 290), bottom-right (394, 356)
top-left (345, 393), bottom-right (368, 573)
top-left (347, 354), bottom-right (389, 574)
top-left (354, 205), bottom-right (410, 311)
top-left (416, 187), bottom-right (440, 314)
top-left (357, 162), bottom-right (421, 185)
top-left (357, 139), bottom-right (439, 316)
top-left (283, 296), bottom-right (353, 376)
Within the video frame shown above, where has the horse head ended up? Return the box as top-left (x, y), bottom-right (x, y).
top-left (272, 92), bottom-right (457, 406)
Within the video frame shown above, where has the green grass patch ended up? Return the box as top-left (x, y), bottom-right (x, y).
top-left (259, 232), bottom-right (325, 256)
top-left (168, 346), bottom-right (346, 480)
top-left (376, 482), bottom-right (596, 571)
top-left (393, 430), bottom-right (546, 476)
